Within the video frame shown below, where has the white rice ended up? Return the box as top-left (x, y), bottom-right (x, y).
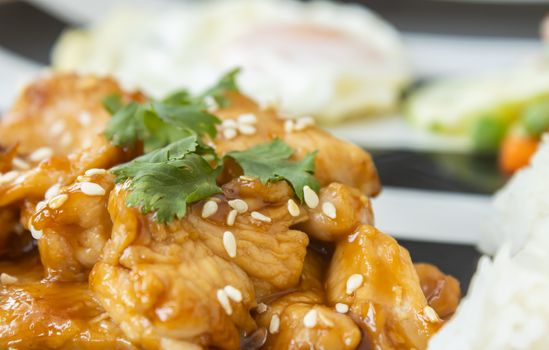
top-left (430, 135), bottom-right (549, 349)
top-left (481, 134), bottom-right (549, 255)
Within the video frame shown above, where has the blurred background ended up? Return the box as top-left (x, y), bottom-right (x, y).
top-left (0, 0), bottom-right (548, 290)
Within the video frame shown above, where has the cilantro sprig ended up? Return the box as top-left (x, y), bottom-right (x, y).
top-left (103, 68), bottom-right (240, 151)
top-left (104, 69), bottom-right (319, 223)
top-left (226, 139), bottom-right (319, 202)
top-left (111, 135), bottom-right (221, 223)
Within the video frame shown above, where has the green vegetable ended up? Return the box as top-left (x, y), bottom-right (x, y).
top-left (111, 136), bottom-right (221, 223)
top-left (470, 116), bottom-right (508, 153)
top-left (102, 94), bottom-right (124, 114)
top-left (105, 69), bottom-right (319, 223)
top-left (104, 101), bottom-right (144, 148)
top-left (103, 68), bottom-right (240, 150)
top-left (522, 99), bottom-right (549, 137)
top-left (226, 139), bottom-right (319, 202)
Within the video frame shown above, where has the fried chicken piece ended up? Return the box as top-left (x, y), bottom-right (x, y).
top-left (29, 172), bottom-right (115, 281)
top-left (258, 303), bottom-right (361, 350)
top-left (298, 182), bottom-right (374, 242)
top-left (185, 177), bottom-right (309, 298)
top-left (326, 225), bottom-right (441, 350)
top-left (255, 252), bottom-right (361, 350)
top-left (0, 73), bottom-right (141, 155)
top-left (0, 73), bottom-right (141, 206)
top-left (414, 263), bottom-right (461, 320)
top-left (91, 186), bottom-right (257, 350)
top-left (0, 253), bottom-right (136, 350)
top-left (213, 93), bottom-right (380, 197)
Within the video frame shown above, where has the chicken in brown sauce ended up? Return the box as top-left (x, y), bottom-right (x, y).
top-left (0, 72), bottom-right (459, 349)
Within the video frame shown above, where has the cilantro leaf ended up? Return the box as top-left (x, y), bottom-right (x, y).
top-left (149, 101), bottom-right (220, 139)
top-left (123, 155), bottom-right (221, 223)
top-left (104, 102), bottom-right (145, 147)
top-left (103, 69), bottom-right (239, 149)
top-left (226, 139), bottom-right (319, 201)
top-left (111, 136), bottom-right (221, 223)
top-left (111, 135), bottom-right (198, 179)
top-left (103, 94), bottom-right (124, 114)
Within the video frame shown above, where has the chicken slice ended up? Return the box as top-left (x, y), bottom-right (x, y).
top-left (91, 186), bottom-right (257, 350)
top-left (298, 182), bottom-right (374, 242)
top-left (0, 253), bottom-right (136, 350)
top-left (0, 73), bottom-right (142, 155)
top-left (326, 225), bottom-right (441, 350)
top-left (213, 93), bottom-right (381, 197)
top-left (258, 303), bottom-right (361, 350)
top-left (185, 177), bottom-right (309, 298)
top-left (0, 73), bottom-right (141, 206)
top-left (414, 263), bottom-right (461, 320)
top-left (29, 172), bottom-right (115, 281)
top-left (255, 252), bottom-right (361, 350)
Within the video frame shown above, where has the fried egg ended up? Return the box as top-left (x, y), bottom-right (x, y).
top-left (53, 0), bottom-right (410, 123)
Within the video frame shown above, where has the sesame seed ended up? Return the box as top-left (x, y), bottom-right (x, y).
top-left (29, 222), bottom-right (43, 240)
top-left (223, 128), bottom-right (237, 140)
top-left (344, 338), bottom-right (352, 346)
top-left (0, 273), bottom-right (18, 285)
top-left (76, 175), bottom-right (88, 182)
top-left (201, 200), bottom-right (218, 218)
top-left (239, 175), bottom-right (256, 182)
top-left (48, 194), bottom-right (68, 209)
top-left (222, 119), bottom-right (238, 129)
top-left (238, 113), bottom-right (257, 125)
top-left (49, 120), bottom-right (65, 136)
top-left (283, 120), bottom-right (294, 133)
top-left (294, 116), bottom-right (315, 131)
top-left (85, 168), bottom-right (107, 176)
top-left (224, 285), bottom-right (243, 302)
top-left (423, 306), bottom-right (440, 323)
top-left (12, 157), bottom-right (30, 170)
top-left (80, 182), bottom-right (106, 196)
top-left (78, 111), bottom-right (92, 126)
top-left (335, 303), bottom-right (349, 313)
top-left (251, 211), bottom-right (271, 223)
top-left (346, 274), bottom-right (364, 295)
top-left (303, 186), bottom-right (319, 209)
top-left (35, 201), bottom-right (47, 211)
top-left (269, 314), bottom-right (280, 334)
top-left (256, 303), bottom-right (268, 314)
top-left (287, 199), bottom-right (300, 217)
top-left (238, 124), bottom-right (256, 135)
top-left (216, 289), bottom-right (233, 315)
top-left (0, 170), bottom-right (19, 184)
top-left (204, 96), bottom-right (218, 112)
top-left (322, 202), bottom-right (337, 219)
top-left (14, 174), bottom-right (27, 185)
top-left (29, 147), bottom-right (53, 162)
top-left (226, 209), bottom-right (238, 226)
top-left (303, 309), bottom-right (318, 328)
top-left (223, 231), bottom-right (237, 258)
top-left (228, 199), bottom-right (248, 213)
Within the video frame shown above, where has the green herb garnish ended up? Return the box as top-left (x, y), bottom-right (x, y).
top-left (105, 69), bottom-right (318, 223)
top-left (226, 139), bottom-right (319, 201)
top-left (103, 68), bottom-right (240, 151)
top-left (111, 136), bottom-right (222, 223)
